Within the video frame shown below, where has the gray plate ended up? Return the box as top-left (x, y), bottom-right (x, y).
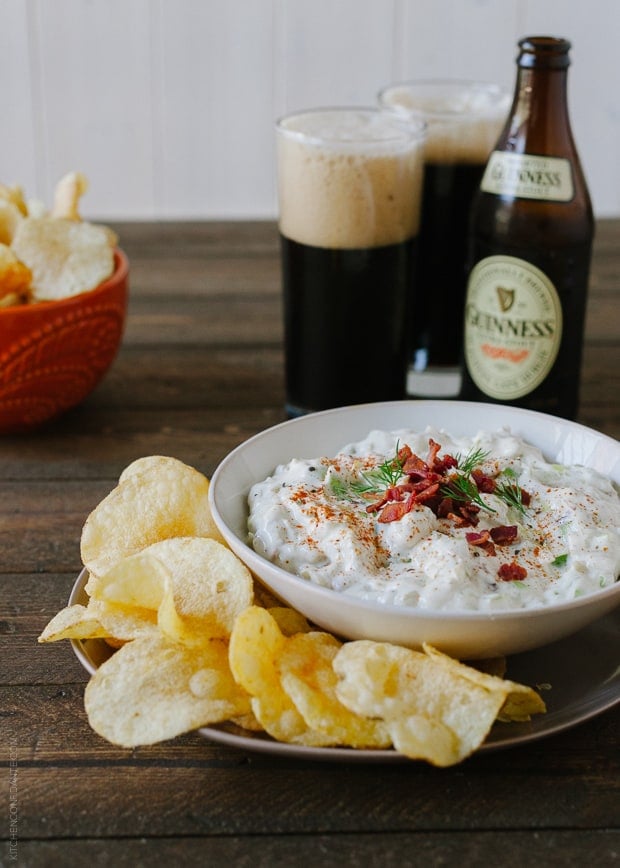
top-left (69, 569), bottom-right (620, 763)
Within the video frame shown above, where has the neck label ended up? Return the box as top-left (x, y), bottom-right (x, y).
top-left (481, 151), bottom-right (574, 201)
top-left (464, 255), bottom-right (562, 400)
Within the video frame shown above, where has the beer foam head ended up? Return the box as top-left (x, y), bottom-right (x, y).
top-left (277, 108), bottom-right (426, 249)
top-left (379, 81), bottom-right (509, 164)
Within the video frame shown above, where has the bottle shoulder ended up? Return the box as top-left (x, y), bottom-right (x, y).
top-left (472, 189), bottom-right (594, 247)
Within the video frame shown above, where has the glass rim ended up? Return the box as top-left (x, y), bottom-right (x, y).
top-left (378, 78), bottom-right (510, 120)
top-left (275, 105), bottom-right (427, 146)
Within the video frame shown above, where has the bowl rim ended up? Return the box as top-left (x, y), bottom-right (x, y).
top-left (0, 247), bottom-right (128, 318)
top-left (209, 399), bottom-right (620, 623)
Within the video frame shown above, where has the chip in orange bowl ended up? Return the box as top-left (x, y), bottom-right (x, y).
top-left (0, 249), bottom-right (128, 433)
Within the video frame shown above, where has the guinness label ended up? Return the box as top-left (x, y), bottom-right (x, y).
top-left (464, 255), bottom-right (562, 400)
top-left (481, 152), bottom-right (574, 202)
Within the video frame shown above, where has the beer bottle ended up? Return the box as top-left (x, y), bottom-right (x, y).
top-left (461, 36), bottom-right (594, 420)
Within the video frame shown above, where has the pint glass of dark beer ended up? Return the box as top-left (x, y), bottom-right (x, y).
top-left (276, 107), bottom-right (426, 417)
top-left (378, 81), bottom-right (509, 398)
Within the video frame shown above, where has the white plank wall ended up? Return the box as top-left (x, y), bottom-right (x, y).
top-left (1, 0), bottom-right (618, 220)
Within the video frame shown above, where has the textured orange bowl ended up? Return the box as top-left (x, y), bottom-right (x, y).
top-left (0, 249), bottom-right (128, 433)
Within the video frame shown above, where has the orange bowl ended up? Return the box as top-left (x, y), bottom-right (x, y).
top-left (0, 249), bottom-right (128, 433)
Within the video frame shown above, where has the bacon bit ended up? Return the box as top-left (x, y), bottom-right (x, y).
top-left (454, 504), bottom-right (480, 528)
top-left (402, 455), bottom-right (432, 479)
top-left (378, 496), bottom-right (415, 523)
top-left (397, 444), bottom-right (414, 464)
top-left (490, 525), bottom-right (518, 545)
top-left (366, 483), bottom-right (416, 513)
top-left (433, 453), bottom-right (459, 475)
top-left (498, 562), bottom-right (527, 582)
top-left (414, 482), bottom-right (440, 503)
top-left (436, 497), bottom-right (455, 518)
top-left (424, 438), bottom-right (459, 475)
top-left (465, 530), bottom-right (496, 556)
top-left (447, 512), bottom-right (471, 528)
top-left (466, 530), bottom-right (491, 546)
top-left (426, 439), bottom-right (442, 467)
top-left (410, 478), bottom-right (439, 492)
top-left (472, 468), bottom-right (496, 493)
top-left (520, 488), bottom-right (532, 507)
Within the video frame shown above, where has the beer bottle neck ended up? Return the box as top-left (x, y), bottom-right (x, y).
top-left (503, 39), bottom-right (574, 154)
top-left (514, 66), bottom-right (570, 126)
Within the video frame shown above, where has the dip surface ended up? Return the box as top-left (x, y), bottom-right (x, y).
top-left (248, 428), bottom-right (620, 612)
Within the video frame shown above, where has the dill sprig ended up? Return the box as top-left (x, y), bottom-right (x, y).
top-left (328, 443), bottom-right (405, 501)
top-left (454, 447), bottom-right (490, 475)
top-left (350, 444), bottom-right (406, 496)
top-left (494, 481), bottom-right (526, 515)
top-left (451, 449), bottom-right (528, 515)
top-left (442, 473), bottom-right (496, 513)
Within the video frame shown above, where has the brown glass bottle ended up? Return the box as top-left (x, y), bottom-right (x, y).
top-left (461, 36), bottom-right (594, 420)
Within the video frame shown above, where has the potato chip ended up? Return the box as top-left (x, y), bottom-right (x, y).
top-left (0, 183), bottom-right (28, 217)
top-left (387, 715), bottom-right (458, 764)
top-left (229, 607), bottom-right (332, 746)
top-left (229, 607), bottom-right (284, 695)
top-left (12, 216), bottom-right (114, 301)
top-left (0, 293), bottom-right (23, 309)
top-left (37, 590), bottom-right (158, 646)
top-left (422, 644), bottom-right (546, 722)
top-left (333, 641), bottom-right (510, 765)
top-left (82, 456), bottom-right (224, 580)
top-left (278, 632), bottom-right (391, 748)
top-left (85, 635), bottom-right (251, 747)
top-left (51, 171), bottom-right (88, 221)
top-left (88, 550), bottom-right (170, 610)
top-left (86, 598), bottom-right (159, 642)
top-left (267, 606), bottom-right (312, 636)
top-left (228, 711), bottom-right (264, 732)
top-left (25, 198), bottom-right (47, 219)
top-left (92, 537), bottom-right (252, 644)
top-left (0, 243), bottom-right (32, 303)
top-left (37, 604), bottom-right (109, 642)
top-left (0, 201), bottom-right (24, 246)
top-left (118, 454), bottom-right (181, 484)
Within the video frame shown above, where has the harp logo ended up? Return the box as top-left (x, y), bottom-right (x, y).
top-left (496, 286), bottom-right (515, 312)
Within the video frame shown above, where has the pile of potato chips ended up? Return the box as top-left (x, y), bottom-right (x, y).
top-left (39, 455), bottom-right (546, 766)
top-left (0, 172), bottom-right (116, 308)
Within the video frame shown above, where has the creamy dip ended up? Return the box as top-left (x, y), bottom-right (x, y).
top-left (248, 428), bottom-right (620, 612)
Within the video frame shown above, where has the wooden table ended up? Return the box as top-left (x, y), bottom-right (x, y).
top-left (3, 220), bottom-right (619, 866)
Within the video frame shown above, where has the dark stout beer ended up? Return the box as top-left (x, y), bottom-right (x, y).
top-left (276, 108), bottom-right (426, 416)
top-left (282, 235), bottom-right (418, 414)
top-left (378, 81), bottom-right (509, 397)
top-left (461, 37), bottom-right (594, 420)
top-left (414, 160), bottom-right (487, 369)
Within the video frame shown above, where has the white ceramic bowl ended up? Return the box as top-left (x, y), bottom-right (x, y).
top-left (209, 401), bottom-right (620, 659)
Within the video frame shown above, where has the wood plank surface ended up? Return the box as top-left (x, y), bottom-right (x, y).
top-left (10, 830), bottom-right (620, 868)
top-left (1, 220), bottom-right (618, 866)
